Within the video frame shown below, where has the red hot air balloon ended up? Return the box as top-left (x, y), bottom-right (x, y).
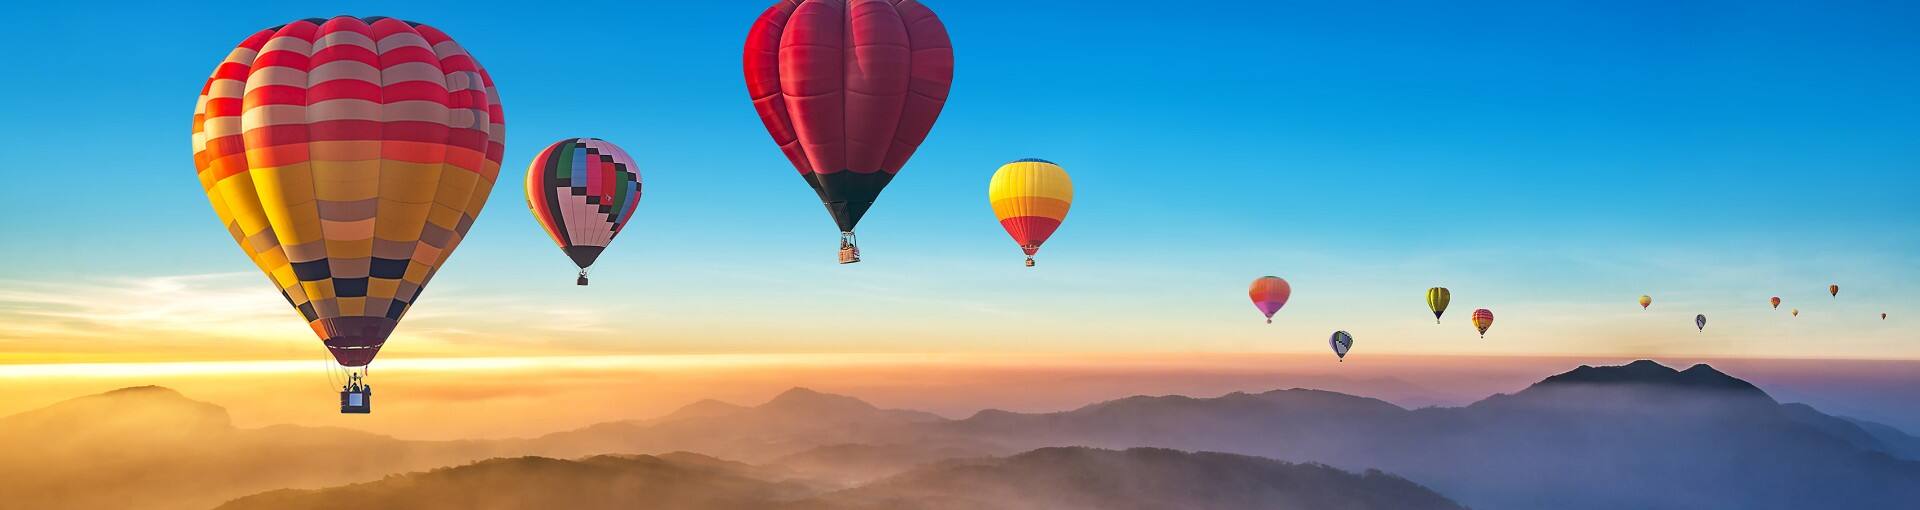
top-left (1248, 276), bottom-right (1292, 324)
top-left (744, 0), bottom-right (955, 263)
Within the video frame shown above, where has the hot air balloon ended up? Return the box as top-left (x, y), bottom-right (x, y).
top-left (1249, 276), bottom-right (1292, 324)
top-left (1792, 309), bottom-right (1800, 317)
top-left (1426, 287), bottom-right (1451, 324)
top-left (1830, 284), bottom-right (1840, 297)
top-left (1696, 314), bottom-right (1707, 333)
top-left (525, 138), bottom-right (642, 285)
top-left (192, 16), bottom-right (505, 413)
top-left (1770, 296), bottom-right (1781, 309)
top-left (1330, 331), bottom-right (1353, 362)
top-left (988, 159), bottom-right (1072, 267)
top-left (744, 0), bottom-right (955, 264)
top-left (1472, 309), bottom-right (1494, 338)
top-left (1639, 295), bottom-right (1653, 310)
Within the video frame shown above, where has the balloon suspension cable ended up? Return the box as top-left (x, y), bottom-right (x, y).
top-left (838, 231), bottom-right (861, 264)
top-left (577, 268), bottom-right (590, 286)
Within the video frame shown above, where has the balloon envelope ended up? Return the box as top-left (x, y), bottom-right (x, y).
top-left (1696, 314), bottom-right (1707, 332)
top-left (988, 159), bottom-right (1072, 264)
top-left (1830, 284), bottom-right (1840, 297)
top-left (1640, 295), bottom-right (1653, 309)
top-left (525, 138), bottom-right (643, 274)
top-left (743, 0), bottom-right (954, 240)
top-left (1472, 309), bottom-right (1495, 337)
top-left (1427, 287), bottom-right (1451, 323)
top-left (192, 16), bottom-right (505, 367)
top-left (1770, 297), bottom-right (1781, 309)
top-left (1330, 331), bottom-right (1353, 361)
top-left (1249, 276), bottom-right (1292, 323)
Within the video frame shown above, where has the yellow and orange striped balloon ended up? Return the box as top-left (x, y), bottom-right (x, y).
top-left (988, 158), bottom-right (1072, 266)
top-left (191, 17), bottom-right (505, 367)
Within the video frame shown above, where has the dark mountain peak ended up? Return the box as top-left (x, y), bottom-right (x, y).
top-left (101, 385), bottom-right (187, 398)
top-left (0, 385), bottom-right (232, 445)
top-left (761, 387), bottom-right (879, 414)
top-left (1520, 360), bottom-right (1772, 402)
top-left (658, 398), bottom-right (748, 422)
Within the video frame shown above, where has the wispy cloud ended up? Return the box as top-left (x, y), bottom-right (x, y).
top-left (0, 272), bottom-right (307, 345)
top-left (0, 273), bottom-right (628, 361)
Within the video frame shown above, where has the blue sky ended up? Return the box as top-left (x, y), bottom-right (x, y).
top-left (0, 0), bottom-right (1914, 361)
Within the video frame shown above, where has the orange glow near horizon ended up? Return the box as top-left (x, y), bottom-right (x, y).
top-left (5, 352), bottom-right (1918, 441)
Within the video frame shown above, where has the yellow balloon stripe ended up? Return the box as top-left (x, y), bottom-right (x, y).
top-left (991, 197), bottom-right (1071, 220)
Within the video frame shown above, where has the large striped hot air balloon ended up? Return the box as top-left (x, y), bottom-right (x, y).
top-left (744, 0), bottom-right (955, 264)
top-left (1249, 276), bottom-right (1292, 324)
top-left (1426, 287), bottom-right (1451, 323)
top-left (191, 17), bottom-right (505, 408)
top-left (1472, 309), bottom-right (1495, 338)
top-left (989, 158), bottom-right (1072, 267)
top-left (525, 138), bottom-right (642, 285)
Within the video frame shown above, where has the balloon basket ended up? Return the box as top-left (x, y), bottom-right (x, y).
top-left (838, 232), bottom-right (861, 264)
top-left (340, 388), bottom-right (371, 414)
top-left (577, 270), bottom-right (589, 286)
top-left (1024, 257), bottom-right (1035, 268)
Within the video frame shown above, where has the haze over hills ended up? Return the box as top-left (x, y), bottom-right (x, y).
top-left (0, 386), bottom-right (510, 510)
top-left (215, 448), bottom-right (1465, 510)
top-left (4, 361), bottom-right (1918, 510)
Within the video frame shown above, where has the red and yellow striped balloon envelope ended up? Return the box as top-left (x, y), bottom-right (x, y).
top-left (190, 16), bottom-right (505, 367)
top-left (525, 138), bottom-right (642, 285)
top-left (989, 159), bottom-right (1073, 266)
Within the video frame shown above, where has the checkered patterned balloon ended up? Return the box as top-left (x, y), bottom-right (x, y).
top-left (190, 16), bottom-right (505, 367)
top-left (524, 138), bottom-right (642, 273)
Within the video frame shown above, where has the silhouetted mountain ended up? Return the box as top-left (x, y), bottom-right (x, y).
top-left (768, 443), bottom-right (1002, 485)
top-left (930, 360), bottom-right (1920, 510)
top-left (524, 387), bottom-right (946, 463)
top-left (15, 361), bottom-right (1920, 510)
top-left (215, 453), bottom-right (821, 510)
top-left (215, 447), bottom-right (1463, 510)
top-left (794, 447), bottom-right (1465, 510)
top-left (0, 387), bottom-right (504, 510)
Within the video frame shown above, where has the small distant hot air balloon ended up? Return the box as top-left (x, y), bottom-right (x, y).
top-left (1330, 331), bottom-right (1353, 362)
top-left (1830, 284), bottom-right (1840, 297)
top-left (1249, 276), bottom-right (1292, 324)
top-left (1472, 309), bottom-right (1494, 338)
top-left (1792, 309), bottom-right (1800, 317)
top-left (525, 138), bottom-right (642, 286)
top-left (1639, 295), bottom-right (1653, 310)
top-left (1426, 287), bottom-right (1451, 324)
top-left (1696, 314), bottom-right (1707, 333)
top-left (1770, 297), bottom-right (1781, 309)
top-left (988, 159), bottom-right (1072, 267)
